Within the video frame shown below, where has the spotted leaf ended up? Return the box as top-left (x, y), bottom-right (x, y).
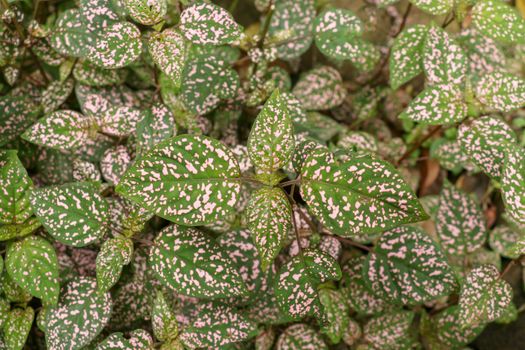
top-left (275, 249), bottom-right (341, 319)
top-left (458, 264), bottom-right (512, 326)
top-left (363, 310), bottom-right (415, 349)
top-left (474, 71), bottom-right (525, 112)
top-left (49, 9), bottom-right (94, 57)
top-left (399, 84), bottom-right (467, 125)
top-left (73, 60), bottom-right (127, 86)
top-left (45, 277), bottom-right (112, 350)
top-left (150, 225), bottom-right (248, 298)
top-left (41, 78), bottom-right (75, 114)
top-left (501, 144), bottom-right (525, 224)
top-left (6, 236), bottom-right (60, 305)
top-left (292, 66), bottom-right (346, 110)
top-left (472, 0), bottom-right (525, 44)
top-left (435, 181), bottom-right (486, 255)
top-left (96, 235), bottom-right (133, 292)
top-left (363, 226), bottom-right (456, 305)
top-left (0, 95), bottom-right (40, 147)
top-left (100, 146), bottom-right (131, 185)
top-left (179, 2), bottom-right (243, 45)
top-left (96, 329), bottom-right (153, 350)
top-left (409, 0), bottom-right (453, 15)
top-left (78, 0), bottom-right (120, 32)
top-left (152, 290), bottom-right (178, 342)
top-left (319, 288), bottom-right (349, 344)
top-left (275, 324), bottom-right (327, 350)
top-left (124, 0), bottom-right (166, 26)
top-left (457, 28), bottom-right (505, 75)
top-left (390, 25), bottom-right (428, 89)
top-left (0, 150), bottom-right (33, 225)
top-left (489, 225), bottom-right (522, 259)
top-left (180, 302), bottom-right (257, 349)
top-left (148, 28), bottom-right (188, 89)
top-left (30, 182), bottom-right (109, 247)
top-left (3, 307), bottom-right (34, 350)
top-left (300, 148), bottom-right (427, 237)
top-left (135, 102), bottom-right (177, 156)
top-left (117, 135), bottom-right (241, 226)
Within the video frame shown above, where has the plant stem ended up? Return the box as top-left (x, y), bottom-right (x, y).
top-left (333, 235), bottom-right (372, 252)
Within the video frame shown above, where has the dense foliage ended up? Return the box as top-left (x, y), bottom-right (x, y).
top-left (0, 0), bottom-right (525, 349)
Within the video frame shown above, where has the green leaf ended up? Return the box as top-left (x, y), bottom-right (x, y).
top-left (458, 116), bottom-right (516, 180)
top-left (245, 187), bottom-right (291, 270)
top-left (45, 277), bottom-right (112, 350)
top-left (6, 236), bottom-right (60, 305)
top-left (275, 249), bottom-right (341, 319)
top-left (79, 0), bottom-right (120, 31)
top-left (0, 96), bottom-right (40, 147)
top-left (0, 150), bottom-right (33, 224)
top-left (472, 0), bottom-right (525, 44)
top-left (150, 225), bottom-right (247, 298)
top-left (363, 310), bottom-right (415, 350)
top-left (124, 0), bottom-right (166, 25)
top-left (409, 0), bottom-right (453, 15)
top-left (300, 148), bottom-right (427, 237)
top-left (41, 78), bottom-right (75, 114)
top-left (292, 66), bottom-right (346, 110)
top-left (390, 25), bottom-right (428, 89)
top-left (474, 71), bottom-right (525, 112)
top-left (313, 8), bottom-right (379, 71)
top-left (0, 298), bottom-right (8, 329)
top-left (152, 290), bottom-right (178, 342)
top-left (363, 226), bottom-right (456, 305)
top-left (30, 182), bottom-right (109, 247)
top-left (96, 236), bottom-right (133, 292)
top-left (3, 307), bottom-right (34, 350)
top-left (73, 60), bottom-right (127, 87)
top-left (87, 22), bottom-right (142, 69)
top-left (423, 26), bottom-right (466, 86)
top-left (50, 9), bottom-right (94, 57)
top-left (457, 28), bottom-right (505, 76)
top-left (179, 2), bottom-right (243, 45)
top-left (501, 144), bottom-right (525, 225)
top-left (148, 28), bottom-right (188, 89)
top-left (458, 264), bottom-right (512, 326)
top-left (247, 90), bottom-right (294, 173)
top-left (399, 84), bottom-right (467, 125)
top-left (117, 135), bottom-right (241, 226)
top-left (342, 318), bottom-right (361, 347)
top-left (98, 106), bottom-right (144, 137)
top-left (319, 288), bottom-right (349, 344)
top-left (135, 102), bottom-right (177, 156)
top-left (489, 225), bottom-right (522, 259)
top-left (96, 329), bottom-right (153, 350)
top-left (435, 181), bottom-right (487, 255)
top-left (100, 146), bottom-right (131, 185)
top-left (275, 324), bottom-right (327, 350)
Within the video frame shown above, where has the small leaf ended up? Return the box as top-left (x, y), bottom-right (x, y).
top-left (474, 71), bottom-right (525, 112)
top-left (148, 28), bottom-right (188, 88)
top-left (96, 235), bottom-right (133, 292)
top-left (247, 89), bottom-right (294, 173)
top-left (363, 310), bottom-right (415, 349)
top-left (390, 25), bottom-right (428, 89)
top-left (124, 0), bottom-right (166, 26)
top-left (319, 288), bottom-right (349, 343)
top-left (3, 307), bottom-right (34, 350)
top-left (152, 290), bottom-right (178, 342)
top-left (30, 182), bottom-right (109, 247)
top-left (489, 225), bottom-right (522, 259)
top-left (179, 2), bottom-right (243, 45)
top-left (41, 78), bottom-right (75, 114)
top-left (0, 95), bottom-right (40, 147)
top-left (117, 135), bottom-right (241, 226)
top-left (0, 217), bottom-right (41, 242)
top-left (0, 150), bottom-right (33, 224)
top-left (458, 264), bottom-right (512, 326)
top-left (135, 102), bottom-right (177, 156)
top-left (96, 329), bottom-right (153, 350)
top-left (342, 318), bottom-right (361, 346)
top-left (409, 0), bottom-right (453, 15)
top-left (275, 324), bottom-right (327, 350)
top-left (100, 145), bottom-right (132, 185)
top-left (6, 236), bottom-right (60, 305)
top-left (501, 144), bottom-right (525, 224)
top-left (150, 225), bottom-right (247, 298)
top-left (435, 181), bottom-right (487, 255)
top-left (292, 66), bottom-right (346, 110)
top-left (45, 277), bottom-right (112, 350)
top-left (364, 226), bottom-right (456, 305)
top-left (399, 84), bottom-right (467, 125)
top-left (472, 0), bottom-right (525, 44)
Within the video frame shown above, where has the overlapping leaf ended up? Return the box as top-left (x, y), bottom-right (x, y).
top-left (152, 291), bottom-right (178, 342)
top-left (292, 66), bottom-right (346, 110)
top-left (96, 329), bottom-right (153, 350)
top-left (124, 0), bottom-right (166, 26)
top-left (409, 0), bottom-right (453, 15)
top-left (3, 307), bottom-right (34, 350)
top-left (275, 324), bottom-right (327, 350)
top-left (148, 28), bottom-right (188, 88)
top-left (0, 150), bottom-right (33, 225)
top-left (49, 9), bottom-right (94, 57)
top-left (319, 288), bottom-right (349, 343)
top-left (96, 235), bottom-right (133, 292)
top-left (390, 25), bottom-right (428, 89)
top-left (363, 311), bottom-right (415, 349)
top-left (472, 0), bottom-right (525, 44)
top-left (0, 95), bottom-right (40, 147)
top-left (474, 71), bottom-right (525, 112)
top-left (501, 144), bottom-right (525, 224)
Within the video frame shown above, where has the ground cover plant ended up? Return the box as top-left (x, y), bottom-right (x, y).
top-left (1, 0), bottom-right (525, 349)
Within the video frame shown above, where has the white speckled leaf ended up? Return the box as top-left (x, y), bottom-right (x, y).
top-left (124, 0), bottom-right (166, 26)
top-left (300, 148), bottom-right (427, 237)
top-left (409, 0), bottom-right (453, 15)
top-left (0, 150), bottom-right (33, 225)
top-left (399, 84), bottom-right (467, 125)
top-left (458, 116), bottom-right (516, 180)
top-left (30, 182), bottom-right (109, 247)
top-left (3, 307), bottom-right (34, 350)
top-left (489, 225), bottom-right (521, 259)
top-left (364, 226), bottom-right (456, 305)
top-left (100, 146), bottom-right (132, 185)
top-left (148, 28), bottom-right (188, 89)
top-left (275, 249), bottom-right (341, 319)
top-left (423, 26), bottom-right (466, 86)
top-left (135, 102), bottom-right (177, 156)
top-left (117, 135), bottom-right (241, 226)
top-left (363, 310), bottom-right (415, 349)
top-left (99, 106), bottom-right (144, 137)
top-left (41, 78), bottom-right (75, 114)
top-left (152, 290), bottom-right (178, 342)
top-left (150, 225), bottom-right (248, 298)
top-left (0, 96), bottom-right (41, 147)
top-left (96, 329), bottom-right (153, 350)
top-left (96, 235), bottom-right (133, 292)
top-left (6, 236), bottom-right (59, 305)
top-left (390, 25), bottom-right (428, 89)
top-left (247, 90), bottom-right (294, 173)
top-left (179, 2), bottom-right (243, 45)
top-left (79, 0), bottom-right (120, 32)
top-left (319, 288), bottom-right (349, 343)
top-left (474, 71), bottom-right (525, 113)
top-left (457, 28), bottom-right (505, 75)
top-left (180, 302), bottom-right (257, 349)
top-left (276, 324), bottom-right (327, 350)
top-left (245, 186), bottom-right (292, 270)
top-left (49, 9), bottom-right (94, 57)
top-left (435, 181), bottom-right (486, 255)
top-left (338, 131), bottom-right (379, 154)
top-left (472, 0), bottom-right (525, 44)
top-left (501, 144), bottom-right (525, 225)
top-left (45, 277), bottom-right (112, 350)
top-left (458, 264), bottom-right (512, 326)
top-left (292, 66), bottom-right (346, 110)
top-left (73, 60), bottom-right (127, 87)
top-left (22, 110), bottom-right (92, 151)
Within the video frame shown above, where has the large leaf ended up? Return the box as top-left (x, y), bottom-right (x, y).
top-left (300, 148), bottom-right (427, 237)
top-left (458, 264), bottom-right (512, 326)
top-left (3, 307), bottom-right (34, 350)
top-left (49, 9), bottom-right (94, 57)
top-left (390, 25), bottom-right (428, 90)
top-left (0, 150), bottom-right (33, 224)
top-left (117, 135), bottom-right (241, 226)
top-left (247, 89), bottom-right (294, 173)
top-left (96, 235), bottom-right (133, 292)
top-left (292, 66), bottom-right (346, 110)
top-left (363, 226), bottom-right (456, 305)
top-left (474, 71), bottom-right (525, 112)
top-left (275, 324), bottom-right (327, 350)
top-left (45, 277), bottom-right (112, 350)
top-left (148, 28), bottom-right (188, 88)
top-left (6, 236), bottom-right (60, 305)
top-left (501, 144), bottom-right (525, 224)
top-left (472, 0), bottom-right (525, 44)
top-left (78, 0), bottom-right (120, 31)
top-left (150, 225), bottom-right (247, 298)
top-left (435, 181), bottom-right (486, 255)
top-left (30, 182), bottom-right (109, 247)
